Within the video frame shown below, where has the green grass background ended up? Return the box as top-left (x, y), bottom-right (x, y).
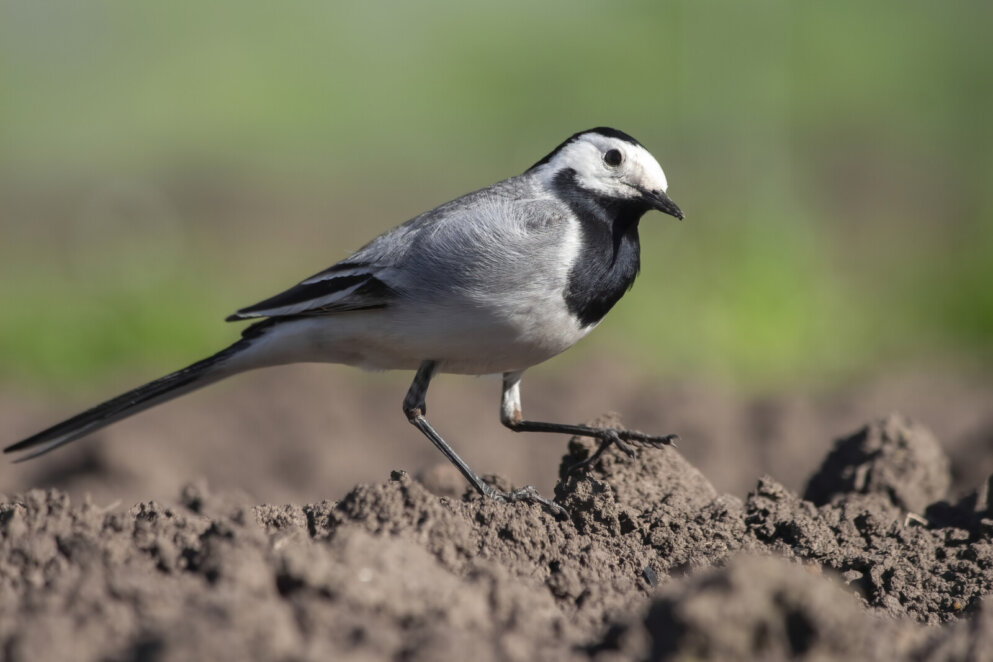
top-left (1, 1), bottom-right (991, 389)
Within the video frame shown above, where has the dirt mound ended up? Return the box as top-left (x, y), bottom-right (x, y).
top-left (804, 414), bottom-right (951, 512)
top-left (2, 414), bottom-right (992, 661)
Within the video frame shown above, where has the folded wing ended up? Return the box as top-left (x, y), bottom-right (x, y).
top-left (226, 179), bottom-right (548, 323)
top-left (225, 262), bottom-right (398, 321)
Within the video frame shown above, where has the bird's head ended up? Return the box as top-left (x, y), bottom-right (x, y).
top-left (528, 127), bottom-right (683, 220)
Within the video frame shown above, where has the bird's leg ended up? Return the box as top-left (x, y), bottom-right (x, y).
top-left (403, 361), bottom-right (565, 517)
top-left (499, 371), bottom-right (678, 474)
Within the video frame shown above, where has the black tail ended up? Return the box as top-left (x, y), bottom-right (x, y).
top-left (4, 340), bottom-right (251, 461)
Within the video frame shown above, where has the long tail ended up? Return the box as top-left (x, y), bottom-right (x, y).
top-left (4, 338), bottom-right (257, 462)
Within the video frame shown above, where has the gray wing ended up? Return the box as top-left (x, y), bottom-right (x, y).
top-left (226, 175), bottom-right (558, 321)
top-left (225, 260), bottom-right (398, 320)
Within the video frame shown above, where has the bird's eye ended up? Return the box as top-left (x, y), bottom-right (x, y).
top-left (603, 149), bottom-right (623, 167)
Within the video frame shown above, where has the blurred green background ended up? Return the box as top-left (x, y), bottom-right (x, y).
top-left (1, 1), bottom-right (991, 390)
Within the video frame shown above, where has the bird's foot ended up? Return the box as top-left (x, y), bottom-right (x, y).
top-left (567, 428), bottom-right (679, 475)
top-left (482, 483), bottom-right (567, 519)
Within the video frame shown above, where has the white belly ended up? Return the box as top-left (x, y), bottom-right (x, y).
top-left (234, 295), bottom-right (592, 375)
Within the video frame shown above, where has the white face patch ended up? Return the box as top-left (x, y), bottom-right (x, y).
top-left (534, 133), bottom-right (670, 199)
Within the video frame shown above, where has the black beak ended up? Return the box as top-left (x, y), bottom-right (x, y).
top-left (640, 188), bottom-right (684, 220)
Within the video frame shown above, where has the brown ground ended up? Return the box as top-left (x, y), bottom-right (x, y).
top-left (3, 360), bottom-right (992, 506)
top-left (2, 361), bottom-right (993, 660)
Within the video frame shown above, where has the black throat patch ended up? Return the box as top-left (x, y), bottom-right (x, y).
top-left (553, 169), bottom-right (650, 327)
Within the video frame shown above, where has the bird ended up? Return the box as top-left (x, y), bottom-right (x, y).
top-left (5, 127), bottom-right (684, 515)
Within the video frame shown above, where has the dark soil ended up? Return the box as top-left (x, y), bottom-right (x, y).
top-left (3, 412), bottom-right (992, 661)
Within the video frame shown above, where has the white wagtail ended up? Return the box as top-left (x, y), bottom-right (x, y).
top-left (5, 127), bottom-right (684, 514)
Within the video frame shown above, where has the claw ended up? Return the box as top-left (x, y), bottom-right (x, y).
top-left (566, 430), bottom-right (619, 475)
top-left (489, 484), bottom-right (567, 518)
top-left (614, 437), bottom-right (637, 458)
